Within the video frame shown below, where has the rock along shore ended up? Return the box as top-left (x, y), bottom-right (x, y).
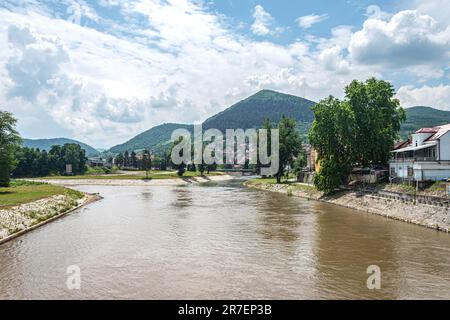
top-left (0, 193), bottom-right (100, 244)
top-left (245, 181), bottom-right (450, 233)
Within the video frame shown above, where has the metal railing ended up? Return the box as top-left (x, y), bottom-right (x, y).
top-left (390, 157), bottom-right (437, 162)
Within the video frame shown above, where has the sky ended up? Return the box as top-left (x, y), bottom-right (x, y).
top-left (1, 0), bottom-right (450, 148)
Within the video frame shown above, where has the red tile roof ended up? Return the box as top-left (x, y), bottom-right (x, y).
top-left (415, 127), bottom-right (439, 134)
top-left (393, 140), bottom-right (409, 150)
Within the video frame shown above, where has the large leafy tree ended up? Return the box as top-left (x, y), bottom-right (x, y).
top-left (345, 78), bottom-right (405, 165)
top-left (62, 143), bottom-right (86, 175)
top-left (0, 111), bottom-right (21, 187)
top-left (309, 79), bottom-right (405, 193)
top-left (309, 97), bottom-right (356, 193)
top-left (276, 116), bottom-right (303, 184)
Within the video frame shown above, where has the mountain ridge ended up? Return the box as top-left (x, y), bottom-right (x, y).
top-left (109, 123), bottom-right (193, 154)
top-left (401, 106), bottom-right (450, 138)
top-left (107, 91), bottom-right (450, 154)
top-left (109, 90), bottom-right (316, 154)
top-left (23, 138), bottom-right (100, 157)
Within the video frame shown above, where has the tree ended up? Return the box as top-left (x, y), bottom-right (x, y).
top-left (168, 137), bottom-right (186, 177)
top-left (198, 163), bottom-right (206, 175)
top-left (0, 111), bottom-right (21, 187)
top-left (309, 79), bottom-right (405, 194)
top-left (38, 150), bottom-right (49, 176)
top-left (62, 144), bottom-right (86, 175)
top-left (275, 116), bottom-right (303, 184)
top-left (257, 118), bottom-right (272, 176)
top-left (130, 151), bottom-right (137, 168)
top-left (142, 149), bottom-right (152, 179)
top-left (308, 97), bottom-right (355, 193)
top-left (292, 150), bottom-right (307, 180)
top-left (124, 151), bottom-right (130, 167)
top-left (345, 78), bottom-right (405, 165)
top-left (48, 145), bottom-right (64, 174)
top-left (115, 153), bottom-right (124, 167)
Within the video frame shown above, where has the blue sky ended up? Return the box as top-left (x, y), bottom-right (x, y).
top-left (0, 0), bottom-right (449, 148)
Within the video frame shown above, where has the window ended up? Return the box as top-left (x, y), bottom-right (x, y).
top-left (390, 167), bottom-right (396, 176)
top-left (408, 167), bottom-right (414, 177)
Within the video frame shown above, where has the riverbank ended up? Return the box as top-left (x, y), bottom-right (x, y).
top-left (245, 179), bottom-right (450, 233)
top-left (33, 171), bottom-right (225, 180)
top-left (31, 173), bottom-right (235, 186)
top-left (0, 182), bottom-right (100, 243)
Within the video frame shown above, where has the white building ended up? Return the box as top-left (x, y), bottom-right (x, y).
top-left (390, 124), bottom-right (450, 182)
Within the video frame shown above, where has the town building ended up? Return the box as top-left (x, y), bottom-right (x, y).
top-left (390, 124), bottom-right (450, 182)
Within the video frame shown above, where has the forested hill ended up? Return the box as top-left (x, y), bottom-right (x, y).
top-left (107, 90), bottom-right (450, 154)
top-left (401, 106), bottom-right (450, 139)
top-left (108, 90), bottom-right (316, 154)
top-left (202, 90), bottom-right (315, 133)
top-left (109, 123), bottom-right (193, 154)
top-left (23, 138), bottom-right (100, 157)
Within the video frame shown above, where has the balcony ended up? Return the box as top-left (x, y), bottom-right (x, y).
top-left (390, 157), bottom-right (437, 162)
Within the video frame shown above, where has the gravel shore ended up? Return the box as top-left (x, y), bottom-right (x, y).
top-left (31, 174), bottom-right (234, 186)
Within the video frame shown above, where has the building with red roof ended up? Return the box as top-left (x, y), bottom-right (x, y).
top-left (390, 124), bottom-right (450, 182)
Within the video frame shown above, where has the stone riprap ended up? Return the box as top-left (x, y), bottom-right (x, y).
top-left (0, 194), bottom-right (86, 240)
top-left (245, 181), bottom-right (450, 233)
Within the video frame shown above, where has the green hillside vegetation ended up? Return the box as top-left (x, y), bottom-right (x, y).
top-left (203, 89), bottom-right (315, 134)
top-left (23, 138), bottom-right (99, 157)
top-left (107, 90), bottom-right (450, 154)
top-left (109, 123), bottom-right (193, 154)
top-left (401, 106), bottom-right (450, 139)
top-left (108, 90), bottom-right (315, 154)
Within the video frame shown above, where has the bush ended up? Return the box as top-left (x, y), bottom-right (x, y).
top-left (85, 166), bottom-right (106, 175)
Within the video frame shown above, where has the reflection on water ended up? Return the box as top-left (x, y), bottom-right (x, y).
top-left (0, 180), bottom-right (449, 299)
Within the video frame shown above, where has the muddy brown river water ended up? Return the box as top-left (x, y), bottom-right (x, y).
top-left (0, 180), bottom-right (449, 299)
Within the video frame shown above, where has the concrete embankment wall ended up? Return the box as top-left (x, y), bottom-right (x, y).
top-left (246, 182), bottom-right (450, 233)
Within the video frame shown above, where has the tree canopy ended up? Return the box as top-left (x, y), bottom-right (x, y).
top-left (309, 78), bottom-right (405, 193)
top-left (276, 116), bottom-right (303, 183)
top-left (0, 111), bottom-right (21, 186)
top-left (13, 144), bottom-right (87, 177)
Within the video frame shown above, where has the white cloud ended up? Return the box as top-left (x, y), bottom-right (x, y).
top-left (349, 10), bottom-right (450, 70)
top-left (365, 5), bottom-right (391, 20)
top-left (397, 85), bottom-right (450, 110)
top-left (409, 0), bottom-right (450, 25)
top-left (251, 5), bottom-right (274, 36)
top-left (1, 1), bottom-right (450, 148)
top-left (296, 14), bottom-right (328, 29)
top-left (318, 46), bottom-right (350, 74)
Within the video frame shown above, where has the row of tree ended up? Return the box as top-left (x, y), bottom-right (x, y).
top-left (167, 116), bottom-right (306, 181)
top-left (13, 144), bottom-right (87, 177)
top-left (0, 110), bottom-right (89, 186)
top-left (114, 150), bottom-right (170, 171)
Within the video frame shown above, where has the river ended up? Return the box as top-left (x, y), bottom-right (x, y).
top-left (0, 179), bottom-right (449, 299)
